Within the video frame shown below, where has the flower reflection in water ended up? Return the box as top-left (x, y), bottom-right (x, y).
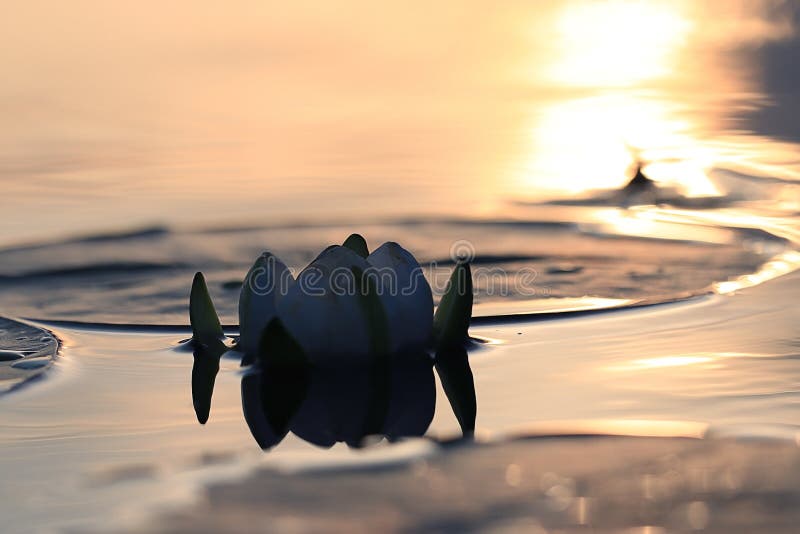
top-left (191, 330), bottom-right (475, 450)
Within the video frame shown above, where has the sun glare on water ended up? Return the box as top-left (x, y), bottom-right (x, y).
top-left (550, 1), bottom-right (692, 87)
top-left (521, 1), bottom-right (720, 197)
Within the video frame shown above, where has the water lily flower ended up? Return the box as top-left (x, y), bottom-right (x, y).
top-left (189, 233), bottom-right (476, 439)
top-left (238, 237), bottom-right (433, 364)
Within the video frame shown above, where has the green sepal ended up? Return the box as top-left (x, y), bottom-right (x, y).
top-left (190, 272), bottom-right (224, 345)
top-left (343, 233), bottom-right (369, 258)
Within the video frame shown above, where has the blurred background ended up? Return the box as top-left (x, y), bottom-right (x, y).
top-left (2, 1), bottom-right (800, 324)
top-left (3, 0), bottom-right (799, 242)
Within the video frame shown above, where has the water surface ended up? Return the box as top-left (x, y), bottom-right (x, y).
top-left (2, 2), bottom-right (800, 532)
top-left (2, 1), bottom-right (799, 243)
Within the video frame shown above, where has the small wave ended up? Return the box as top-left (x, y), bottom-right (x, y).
top-left (499, 419), bottom-right (709, 440)
top-left (0, 225), bottom-right (169, 254)
top-left (471, 292), bottom-right (710, 325)
top-left (192, 216), bottom-right (576, 236)
top-left (432, 254), bottom-right (547, 267)
top-left (0, 317), bottom-right (60, 395)
top-left (0, 261), bottom-right (187, 282)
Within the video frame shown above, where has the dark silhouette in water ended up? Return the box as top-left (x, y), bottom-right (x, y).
top-left (269, 352), bottom-right (435, 449)
top-left (240, 319), bottom-right (311, 448)
top-left (537, 160), bottom-right (665, 207)
top-left (434, 345), bottom-right (476, 436)
top-left (191, 338), bottom-right (225, 424)
top-left (191, 321), bottom-right (477, 449)
top-left (621, 163), bottom-right (657, 196)
top-left (539, 159), bottom-right (732, 209)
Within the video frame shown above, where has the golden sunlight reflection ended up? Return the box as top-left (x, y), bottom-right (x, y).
top-left (613, 355), bottom-right (715, 371)
top-left (647, 208), bottom-right (800, 244)
top-left (589, 208), bottom-right (735, 243)
top-left (550, 1), bottom-right (692, 87)
top-left (473, 297), bottom-right (631, 318)
top-left (524, 56), bottom-right (720, 196)
top-left (512, 0), bottom-right (798, 198)
top-left (607, 351), bottom-right (787, 373)
top-left (1, 1), bottom-right (798, 238)
top-left (715, 250), bottom-right (800, 294)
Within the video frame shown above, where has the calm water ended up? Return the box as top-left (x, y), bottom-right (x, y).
top-left (2, 2), bottom-right (800, 532)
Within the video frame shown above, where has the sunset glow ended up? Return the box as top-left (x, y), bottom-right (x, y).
top-left (550, 1), bottom-right (692, 87)
top-left (516, 2), bottom-right (729, 197)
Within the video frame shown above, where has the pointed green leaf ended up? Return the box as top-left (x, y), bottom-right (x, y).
top-left (435, 345), bottom-right (476, 436)
top-left (433, 262), bottom-right (473, 349)
top-left (343, 233), bottom-right (369, 258)
top-left (190, 272), bottom-right (224, 345)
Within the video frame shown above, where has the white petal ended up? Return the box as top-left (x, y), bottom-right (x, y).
top-left (277, 246), bottom-right (373, 362)
top-left (367, 242), bottom-right (433, 352)
top-left (238, 252), bottom-right (295, 356)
